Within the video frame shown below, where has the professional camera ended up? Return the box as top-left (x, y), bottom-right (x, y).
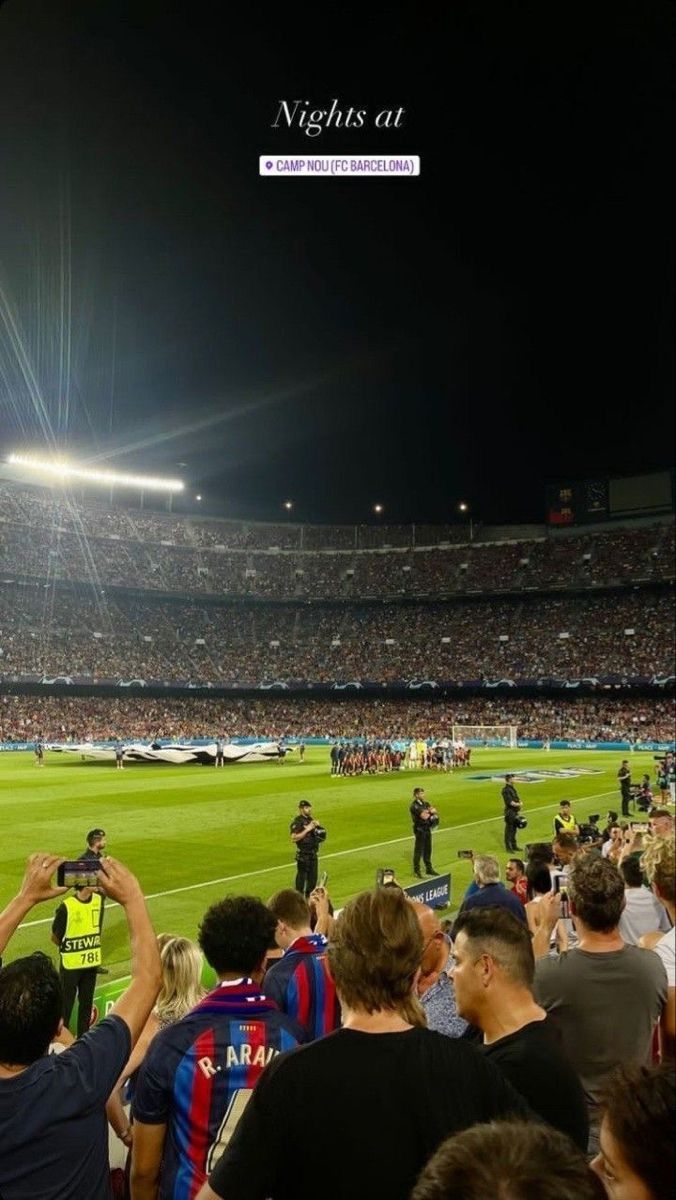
top-left (314, 824), bottom-right (327, 844)
top-left (428, 813), bottom-right (440, 830)
top-left (578, 815), bottom-right (601, 846)
top-left (516, 816), bottom-right (528, 830)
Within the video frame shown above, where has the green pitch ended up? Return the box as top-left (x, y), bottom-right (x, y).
top-left (0, 747), bottom-right (654, 978)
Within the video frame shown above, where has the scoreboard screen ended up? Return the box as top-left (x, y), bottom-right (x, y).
top-left (546, 479), bottom-right (609, 526)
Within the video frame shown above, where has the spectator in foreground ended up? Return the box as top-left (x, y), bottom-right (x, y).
top-left (648, 808), bottom-right (674, 838)
top-left (106, 935), bottom-right (205, 1147)
top-left (264, 888), bottom-right (341, 1039)
top-left (409, 899), bottom-right (467, 1038)
top-left (618, 855), bottom-right (671, 946)
top-left (196, 888), bottom-right (531, 1200)
top-left (451, 855), bottom-right (527, 938)
top-left (533, 853), bottom-right (667, 1153)
top-left (640, 834), bottom-right (676, 1058)
top-left (525, 862), bottom-right (569, 955)
top-left (0, 854), bottom-right (161, 1200)
top-left (591, 1064), bottom-right (675, 1200)
top-left (452, 908), bottom-right (588, 1149)
top-left (131, 896), bottom-right (305, 1200)
top-left (505, 858), bottom-right (528, 904)
top-left (552, 831), bottom-right (578, 873)
top-left (411, 1121), bottom-right (605, 1200)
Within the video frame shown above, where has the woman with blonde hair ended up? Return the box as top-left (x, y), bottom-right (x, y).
top-left (640, 835), bottom-right (675, 1059)
top-left (107, 935), bottom-right (204, 1151)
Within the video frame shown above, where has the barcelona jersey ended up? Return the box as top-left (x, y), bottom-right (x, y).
top-left (263, 933), bottom-right (341, 1040)
top-left (132, 981), bottom-right (303, 1200)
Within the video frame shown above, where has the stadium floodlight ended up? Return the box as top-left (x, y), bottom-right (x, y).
top-left (7, 453), bottom-right (184, 493)
top-left (373, 503), bottom-right (384, 514)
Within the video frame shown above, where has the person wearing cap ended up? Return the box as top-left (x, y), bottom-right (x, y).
top-left (290, 801), bottom-right (323, 898)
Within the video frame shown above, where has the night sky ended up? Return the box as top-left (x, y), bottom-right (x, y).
top-left (0, 0), bottom-right (673, 525)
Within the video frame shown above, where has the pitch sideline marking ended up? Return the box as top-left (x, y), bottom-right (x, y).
top-left (17, 789), bottom-right (618, 930)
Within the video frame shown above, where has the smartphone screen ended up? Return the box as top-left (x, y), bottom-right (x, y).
top-left (318, 870), bottom-right (328, 887)
top-left (457, 850), bottom-right (473, 860)
top-left (56, 860), bottom-right (103, 888)
top-left (553, 873), bottom-right (570, 919)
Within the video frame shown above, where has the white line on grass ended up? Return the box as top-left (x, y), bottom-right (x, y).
top-left (16, 789), bottom-right (618, 931)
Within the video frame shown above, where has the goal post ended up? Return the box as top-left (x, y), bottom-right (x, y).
top-left (452, 725), bottom-right (518, 749)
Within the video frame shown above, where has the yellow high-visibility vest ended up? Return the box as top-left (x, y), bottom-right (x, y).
top-left (60, 894), bottom-right (103, 970)
top-left (555, 812), bottom-right (576, 833)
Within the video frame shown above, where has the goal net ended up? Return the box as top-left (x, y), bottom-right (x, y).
top-left (452, 725), bottom-right (518, 749)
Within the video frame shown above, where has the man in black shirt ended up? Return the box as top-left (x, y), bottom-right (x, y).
top-left (501, 775), bottom-right (522, 852)
top-left (617, 760), bottom-right (632, 817)
top-left (452, 907), bottom-right (588, 1151)
top-left (79, 829), bottom-right (108, 973)
top-left (289, 800), bottom-right (323, 898)
top-left (409, 787), bottom-right (438, 878)
top-left (81, 829), bottom-right (106, 864)
top-left (198, 887), bottom-right (530, 1200)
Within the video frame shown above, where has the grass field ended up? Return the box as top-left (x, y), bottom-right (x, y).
top-left (1, 746), bottom-right (656, 978)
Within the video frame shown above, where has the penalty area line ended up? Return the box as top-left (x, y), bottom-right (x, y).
top-left (17, 789), bottom-right (618, 930)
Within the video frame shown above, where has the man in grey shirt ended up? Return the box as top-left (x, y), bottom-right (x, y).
top-left (618, 856), bottom-right (671, 945)
top-left (533, 853), bottom-right (667, 1155)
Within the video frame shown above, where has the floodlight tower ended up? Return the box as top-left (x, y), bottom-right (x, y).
top-left (458, 501), bottom-right (473, 541)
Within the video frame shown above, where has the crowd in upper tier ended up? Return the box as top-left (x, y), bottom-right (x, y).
top-left (0, 483), bottom-right (673, 600)
top-left (0, 584), bottom-right (673, 685)
top-left (1, 693), bottom-right (674, 744)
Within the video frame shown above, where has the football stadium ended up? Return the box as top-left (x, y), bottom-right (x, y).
top-left (1, 5), bottom-right (674, 1200)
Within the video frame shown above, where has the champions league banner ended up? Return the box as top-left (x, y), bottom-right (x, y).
top-left (403, 873), bottom-right (451, 910)
top-left (49, 741), bottom-right (290, 765)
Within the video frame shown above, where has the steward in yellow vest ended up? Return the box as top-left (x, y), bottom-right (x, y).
top-left (51, 888), bottom-right (103, 1037)
top-left (553, 802), bottom-right (579, 837)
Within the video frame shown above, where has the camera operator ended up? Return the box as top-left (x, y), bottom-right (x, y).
top-left (502, 775), bottom-right (523, 853)
top-left (410, 787), bottom-right (439, 878)
top-left (289, 800), bottom-right (326, 898)
top-left (577, 815), bottom-right (603, 850)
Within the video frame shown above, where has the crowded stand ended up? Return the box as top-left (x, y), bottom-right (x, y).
top-left (1, 848), bottom-right (674, 1199)
top-left (0, 585), bottom-right (673, 685)
top-left (1, 693), bottom-right (674, 744)
top-left (0, 482), bottom-right (673, 600)
top-left (1, 485), bottom-right (675, 1200)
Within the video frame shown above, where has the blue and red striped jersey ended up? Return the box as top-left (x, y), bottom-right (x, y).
top-left (263, 933), bottom-right (341, 1040)
top-left (132, 980), bottom-right (303, 1200)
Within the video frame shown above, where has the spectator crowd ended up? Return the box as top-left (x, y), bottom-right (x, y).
top-left (0, 583), bottom-right (673, 685)
top-left (1, 693), bottom-right (674, 745)
top-left (1, 482), bottom-right (673, 602)
top-left (0, 822), bottom-right (674, 1199)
